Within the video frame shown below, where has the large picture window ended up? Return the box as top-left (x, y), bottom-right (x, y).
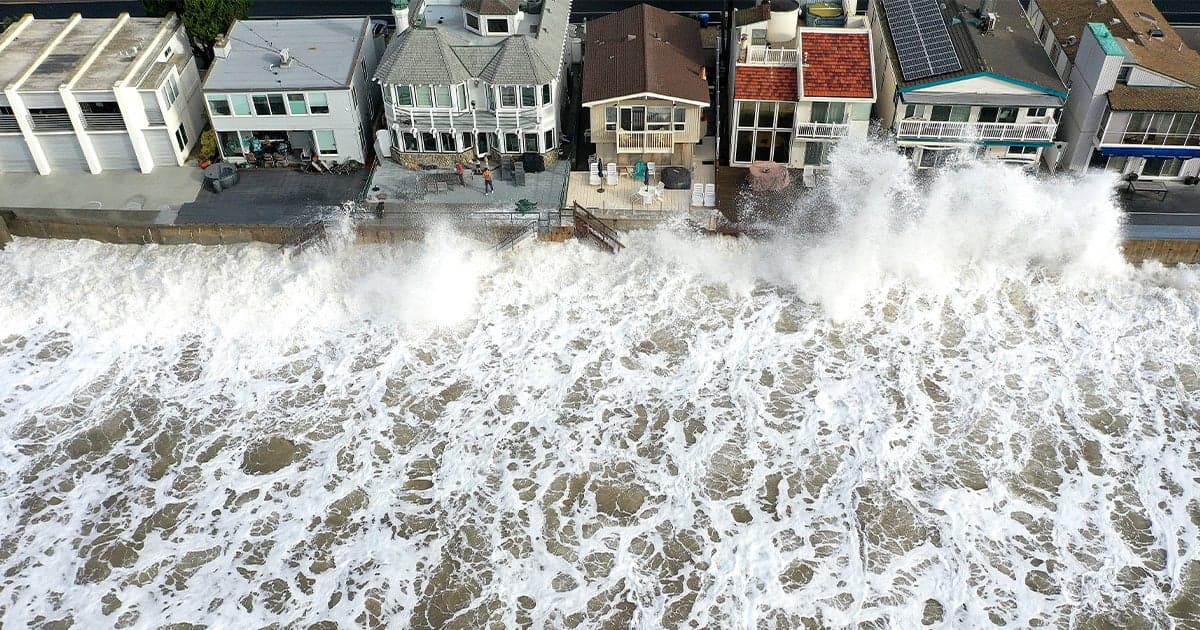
top-left (487, 18), bottom-right (508, 33)
top-left (396, 86), bottom-right (413, 106)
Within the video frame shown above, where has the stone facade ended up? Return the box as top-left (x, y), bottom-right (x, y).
top-left (390, 149), bottom-right (560, 170)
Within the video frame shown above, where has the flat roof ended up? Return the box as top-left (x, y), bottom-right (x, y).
top-left (204, 18), bottom-right (369, 91)
top-left (0, 16), bottom-right (170, 92)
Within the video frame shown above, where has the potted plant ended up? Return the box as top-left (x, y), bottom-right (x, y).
top-left (198, 129), bottom-right (218, 169)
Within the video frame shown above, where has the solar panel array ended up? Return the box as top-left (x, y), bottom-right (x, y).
top-left (882, 0), bottom-right (962, 81)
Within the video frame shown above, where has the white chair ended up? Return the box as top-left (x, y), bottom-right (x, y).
top-left (802, 166), bottom-right (817, 189)
top-left (651, 182), bottom-right (665, 202)
top-left (632, 186), bottom-right (652, 206)
top-left (691, 183), bottom-right (704, 206)
top-left (703, 183), bottom-right (716, 207)
top-left (605, 162), bottom-right (618, 187)
top-left (589, 169), bottom-right (601, 186)
top-left (646, 161), bottom-right (656, 183)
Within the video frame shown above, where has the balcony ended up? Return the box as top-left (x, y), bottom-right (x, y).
top-left (29, 112), bottom-right (74, 132)
top-left (0, 114), bottom-right (19, 133)
top-left (616, 130), bottom-right (674, 153)
top-left (1099, 130), bottom-right (1200, 147)
top-left (82, 112), bottom-right (126, 131)
top-left (391, 107), bottom-right (541, 130)
top-left (742, 46), bottom-right (799, 67)
top-left (795, 122), bottom-right (850, 139)
top-left (897, 119), bottom-right (1057, 142)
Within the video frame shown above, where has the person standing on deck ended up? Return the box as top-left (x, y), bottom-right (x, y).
top-left (455, 161), bottom-right (465, 186)
top-left (483, 167), bottom-right (494, 195)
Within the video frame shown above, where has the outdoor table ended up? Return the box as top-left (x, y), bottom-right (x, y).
top-left (1127, 179), bottom-right (1168, 201)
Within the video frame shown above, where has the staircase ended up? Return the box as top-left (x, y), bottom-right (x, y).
top-left (491, 220), bottom-right (539, 253)
top-left (572, 203), bottom-right (624, 254)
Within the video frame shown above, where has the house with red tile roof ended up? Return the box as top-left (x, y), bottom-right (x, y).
top-left (728, 0), bottom-right (876, 169)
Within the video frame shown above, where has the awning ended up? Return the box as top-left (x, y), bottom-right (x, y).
top-left (1100, 146), bottom-right (1200, 159)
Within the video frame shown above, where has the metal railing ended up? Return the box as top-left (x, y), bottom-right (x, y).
top-left (391, 107), bottom-right (541, 130)
top-left (30, 112), bottom-right (74, 132)
top-left (897, 119), bottom-right (1057, 142)
top-left (491, 220), bottom-right (538, 252)
top-left (795, 122), bottom-right (850, 139)
top-left (616, 130), bottom-right (674, 153)
top-left (82, 112), bottom-right (126, 131)
top-left (0, 115), bottom-right (20, 133)
top-left (743, 46), bottom-right (799, 66)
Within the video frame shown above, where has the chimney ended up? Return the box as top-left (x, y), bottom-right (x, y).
top-left (213, 34), bottom-right (231, 59)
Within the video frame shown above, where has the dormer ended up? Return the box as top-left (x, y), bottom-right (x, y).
top-left (462, 0), bottom-right (524, 36)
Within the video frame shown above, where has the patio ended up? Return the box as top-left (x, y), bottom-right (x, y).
top-left (566, 136), bottom-right (718, 217)
top-left (366, 158), bottom-right (570, 212)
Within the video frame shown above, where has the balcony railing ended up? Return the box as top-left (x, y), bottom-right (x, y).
top-left (897, 119), bottom-right (1057, 142)
top-left (0, 115), bottom-right (19, 133)
top-left (795, 122), bottom-right (850, 139)
top-left (1099, 131), bottom-right (1200, 147)
top-left (391, 107), bottom-right (541, 130)
top-left (30, 112), bottom-right (74, 132)
top-left (616, 130), bottom-right (674, 153)
top-left (82, 112), bottom-right (126, 131)
top-left (743, 46), bottom-right (799, 67)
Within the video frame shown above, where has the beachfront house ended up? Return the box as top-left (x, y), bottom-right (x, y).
top-left (1027, 0), bottom-right (1200, 181)
top-left (870, 0), bottom-right (1068, 170)
top-left (728, 0), bottom-right (877, 169)
top-left (0, 13), bottom-right (205, 174)
top-left (374, 0), bottom-right (572, 168)
top-left (581, 4), bottom-right (709, 168)
top-left (201, 18), bottom-right (384, 166)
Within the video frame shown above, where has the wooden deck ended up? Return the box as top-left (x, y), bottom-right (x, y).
top-left (566, 138), bottom-right (719, 217)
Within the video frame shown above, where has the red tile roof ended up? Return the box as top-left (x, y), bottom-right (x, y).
top-left (800, 32), bottom-right (873, 99)
top-left (734, 66), bottom-right (797, 102)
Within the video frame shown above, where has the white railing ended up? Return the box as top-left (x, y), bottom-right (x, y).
top-left (743, 46), bottom-right (799, 66)
top-left (795, 122), bottom-right (850, 139)
top-left (897, 119), bottom-right (1057, 142)
top-left (0, 115), bottom-right (19, 133)
top-left (30, 112), bottom-right (74, 132)
top-left (616, 130), bottom-right (674, 153)
top-left (82, 112), bottom-right (127, 131)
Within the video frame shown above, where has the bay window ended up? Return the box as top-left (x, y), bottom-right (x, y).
top-left (434, 85), bottom-right (452, 108)
top-left (521, 86), bottom-right (536, 107)
top-left (499, 86), bottom-right (518, 108)
top-left (396, 86), bottom-right (412, 106)
top-left (416, 86), bottom-right (433, 107)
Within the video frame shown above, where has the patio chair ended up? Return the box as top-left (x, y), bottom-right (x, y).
top-left (633, 161), bottom-right (647, 181)
top-left (589, 169), bottom-right (602, 186)
top-left (646, 161), bottom-right (656, 182)
top-left (605, 162), bottom-right (618, 187)
top-left (703, 183), bottom-right (716, 207)
top-left (691, 184), bottom-right (704, 206)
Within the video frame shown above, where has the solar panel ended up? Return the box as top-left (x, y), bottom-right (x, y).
top-left (881, 0), bottom-right (962, 82)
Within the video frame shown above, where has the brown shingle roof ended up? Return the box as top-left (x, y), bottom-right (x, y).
top-left (1036, 0), bottom-right (1200, 86)
top-left (461, 0), bottom-right (521, 16)
top-left (582, 4), bottom-right (709, 105)
top-left (800, 31), bottom-right (873, 99)
top-left (1108, 84), bottom-right (1200, 112)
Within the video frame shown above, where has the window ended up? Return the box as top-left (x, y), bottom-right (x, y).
top-left (421, 132), bottom-right (437, 151)
top-left (542, 84), bottom-right (551, 105)
top-left (774, 131), bottom-right (790, 164)
top-left (440, 131), bottom-right (456, 152)
top-left (755, 131), bottom-right (771, 161)
top-left (1142, 157), bottom-right (1183, 178)
top-left (267, 94), bottom-right (287, 115)
top-left (1007, 145), bottom-right (1038, 155)
top-left (218, 131), bottom-right (241, 157)
top-left (505, 132), bottom-right (520, 152)
top-left (487, 18), bottom-right (508, 33)
top-left (1027, 107), bottom-right (1048, 118)
top-left (1038, 22), bottom-right (1049, 43)
top-left (674, 107), bottom-right (688, 131)
top-left (524, 132), bottom-right (539, 152)
top-left (396, 86), bottom-right (413, 106)
top-left (978, 107), bottom-right (1017, 123)
top-left (207, 95), bottom-right (231, 116)
top-left (647, 106), bottom-right (673, 130)
top-left (416, 86), bottom-right (433, 107)
top-left (776, 103), bottom-right (794, 130)
top-left (810, 102), bottom-right (845, 124)
top-left (308, 93), bottom-right (329, 114)
top-left (930, 105), bottom-right (970, 122)
top-left (544, 129), bottom-right (554, 151)
top-left (605, 106), bottom-right (617, 130)
top-left (499, 86), bottom-right (518, 108)
top-left (904, 104), bottom-right (924, 119)
top-left (751, 28), bottom-right (767, 46)
top-left (402, 131), bottom-right (418, 151)
top-left (287, 93), bottom-right (308, 115)
top-left (465, 12), bottom-right (480, 31)
top-left (315, 129), bottom-right (338, 155)
top-left (804, 141), bottom-right (830, 166)
top-left (487, 88), bottom-right (496, 111)
top-left (522, 86), bottom-right (536, 107)
top-left (735, 130), bottom-right (753, 163)
top-left (230, 94), bottom-right (251, 115)
top-left (757, 101), bottom-right (776, 127)
top-left (458, 84), bottom-right (468, 109)
top-left (174, 123), bottom-right (189, 151)
top-left (1117, 66), bottom-right (1131, 83)
top-left (461, 132), bottom-right (473, 149)
top-left (738, 102), bottom-right (755, 128)
top-left (161, 75), bottom-right (180, 109)
top-left (252, 95), bottom-right (271, 115)
top-left (434, 85), bottom-right (452, 108)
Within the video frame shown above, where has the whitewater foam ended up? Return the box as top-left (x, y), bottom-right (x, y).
top-left (1, 141), bottom-right (1198, 628)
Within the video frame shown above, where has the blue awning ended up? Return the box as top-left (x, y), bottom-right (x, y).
top-left (1100, 146), bottom-right (1200, 159)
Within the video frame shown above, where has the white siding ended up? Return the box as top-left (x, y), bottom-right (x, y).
top-left (90, 133), bottom-right (140, 170)
top-left (0, 136), bottom-right (36, 172)
top-left (38, 134), bottom-right (87, 173)
top-left (146, 129), bottom-right (179, 165)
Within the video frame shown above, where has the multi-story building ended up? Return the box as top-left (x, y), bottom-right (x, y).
top-left (870, 0), bottom-right (1068, 169)
top-left (1027, 0), bottom-right (1200, 181)
top-left (0, 13), bottom-right (205, 174)
top-left (728, 0), bottom-right (877, 169)
top-left (374, 0), bottom-right (572, 167)
top-left (582, 4), bottom-right (709, 167)
top-left (202, 18), bottom-right (383, 165)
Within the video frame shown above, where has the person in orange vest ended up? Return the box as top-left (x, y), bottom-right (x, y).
top-left (482, 166), bottom-right (494, 195)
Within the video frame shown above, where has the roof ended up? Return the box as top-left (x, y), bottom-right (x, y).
top-left (375, 0), bottom-right (572, 86)
top-left (734, 5), bottom-right (769, 26)
top-left (582, 4), bottom-right (709, 105)
top-left (1108, 83), bottom-right (1200, 112)
top-left (1035, 0), bottom-right (1200, 87)
top-left (878, 0), bottom-right (1067, 97)
top-left (0, 15), bottom-right (177, 92)
top-left (204, 18), bottom-right (370, 91)
top-left (800, 31), bottom-right (873, 98)
top-left (734, 66), bottom-right (798, 101)
top-left (462, 0), bottom-right (521, 15)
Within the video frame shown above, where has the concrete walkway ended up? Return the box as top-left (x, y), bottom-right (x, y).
top-left (367, 159), bottom-right (569, 213)
top-left (0, 168), bottom-right (203, 217)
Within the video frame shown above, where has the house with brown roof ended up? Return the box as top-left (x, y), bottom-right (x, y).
top-left (581, 4), bottom-right (710, 167)
top-left (1026, 0), bottom-right (1200, 181)
top-left (728, 0), bottom-right (876, 169)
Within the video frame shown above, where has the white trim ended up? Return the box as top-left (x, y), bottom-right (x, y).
top-left (583, 91), bottom-right (709, 109)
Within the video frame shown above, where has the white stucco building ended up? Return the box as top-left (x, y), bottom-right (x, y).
top-left (0, 12), bottom-right (205, 174)
top-left (202, 18), bottom-right (384, 165)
